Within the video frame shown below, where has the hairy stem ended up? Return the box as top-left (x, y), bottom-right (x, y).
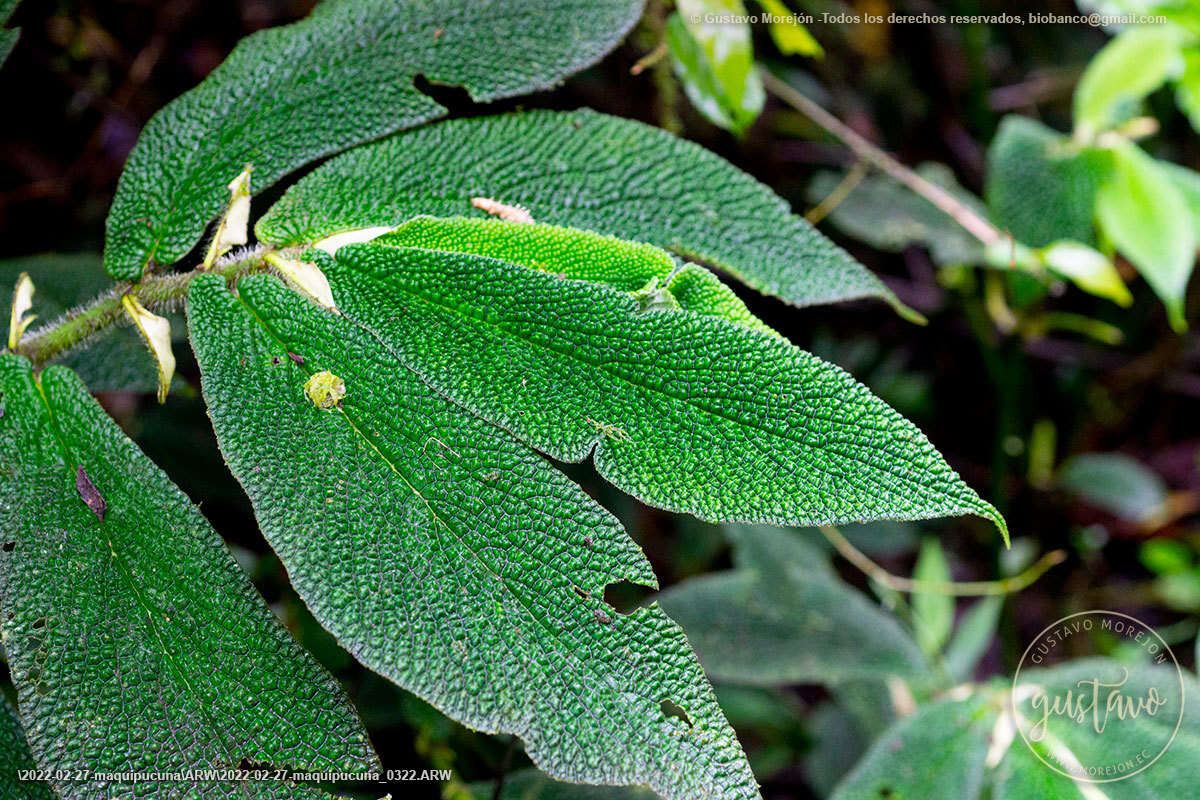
top-left (820, 525), bottom-right (1065, 596)
top-left (762, 69), bottom-right (1004, 247)
top-left (12, 252), bottom-right (269, 368)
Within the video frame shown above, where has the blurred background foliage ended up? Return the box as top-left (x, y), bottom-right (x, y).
top-left (4, 0), bottom-right (1200, 798)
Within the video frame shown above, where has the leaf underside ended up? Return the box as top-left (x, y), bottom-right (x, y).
top-left (255, 108), bottom-right (909, 314)
top-left (102, 0), bottom-right (643, 279)
top-left (187, 273), bottom-right (761, 800)
top-left (0, 355), bottom-right (378, 799)
top-left (318, 241), bottom-right (1006, 537)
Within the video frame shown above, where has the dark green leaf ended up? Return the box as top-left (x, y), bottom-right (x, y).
top-left (321, 240), bottom-right (1006, 535)
top-left (1058, 453), bottom-right (1168, 524)
top-left (103, 0), bottom-right (643, 279)
top-left (468, 768), bottom-right (659, 799)
top-left (0, 0), bottom-right (19, 67)
top-left (830, 696), bottom-right (992, 800)
top-left (807, 163), bottom-right (987, 266)
top-left (943, 597), bottom-right (1002, 683)
top-left (0, 355), bottom-right (378, 799)
top-left (256, 109), bottom-right (912, 316)
top-left (187, 273), bottom-right (760, 800)
top-left (0, 694), bottom-right (54, 800)
top-left (985, 116), bottom-right (1111, 248)
top-left (1, 253), bottom-right (184, 393)
top-left (657, 525), bottom-right (928, 685)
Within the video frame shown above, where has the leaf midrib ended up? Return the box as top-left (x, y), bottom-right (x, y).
top-left (229, 292), bottom-right (661, 777)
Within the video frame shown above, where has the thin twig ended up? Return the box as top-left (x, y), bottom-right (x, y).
top-left (631, 39), bottom-right (668, 75)
top-left (820, 526), bottom-right (1066, 596)
top-left (761, 68), bottom-right (1004, 247)
top-left (805, 159), bottom-right (869, 224)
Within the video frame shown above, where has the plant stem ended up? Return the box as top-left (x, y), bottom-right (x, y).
top-left (12, 252), bottom-right (269, 368)
top-left (819, 525), bottom-right (1065, 596)
top-left (761, 69), bottom-right (1004, 247)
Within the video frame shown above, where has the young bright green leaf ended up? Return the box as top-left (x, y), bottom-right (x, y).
top-left (102, 0), bottom-right (643, 280)
top-left (0, 253), bottom-right (184, 393)
top-left (657, 525), bottom-right (929, 685)
top-left (1074, 26), bottom-right (1184, 138)
top-left (830, 696), bottom-right (992, 800)
top-left (381, 217), bottom-right (778, 335)
top-left (755, 0), bottom-right (823, 57)
top-left (1040, 240), bottom-right (1133, 307)
top-left (187, 273), bottom-right (761, 800)
top-left (1096, 140), bottom-right (1196, 331)
top-left (1177, 48), bottom-right (1200, 131)
top-left (986, 116), bottom-right (1111, 248)
top-left (0, 694), bottom-right (54, 800)
top-left (256, 109), bottom-right (911, 316)
top-left (1160, 158), bottom-right (1200, 235)
top-left (911, 538), bottom-right (954, 658)
top-left (666, 1), bottom-right (765, 134)
top-left (0, 355), bottom-right (378, 799)
top-left (324, 241), bottom-right (1006, 537)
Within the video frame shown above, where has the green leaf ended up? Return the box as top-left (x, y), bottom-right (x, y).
top-left (0, 0), bottom-right (20, 67)
top-left (468, 768), bottom-right (660, 799)
top-left (0, 253), bottom-right (185, 393)
top-left (985, 116), bottom-right (1111, 248)
top-left (1097, 141), bottom-right (1197, 330)
top-left (1057, 452), bottom-right (1168, 524)
top-left (1176, 47), bottom-right (1200, 131)
top-left (1159, 157), bottom-right (1200, 235)
top-left (0, 694), bottom-right (54, 800)
top-left (321, 239), bottom-right (1005, 535)
top-left (830, 695), bottom-right (992, 800)
top-left (0, 355), bottom-right (378, 799)
top-left (102, 0), bottom-right (643, 279)
top-left (807, 163), bottom-right (987, 266)
top-left (656, 525), bottom-right (929, 685)
top-left (1007, 659), bottom-right (1198, 797)
top-left (186, 273), bottom-right (760, 800)
top-left (755, 0), bottom-right (823, 57)
top-left (1040, 241), bottom-right (1133, 307)
top-left (666, 1), bottom-right (764, 134)
top-left (256, 109), bottom-right (911, 316)
top-left (383, 217), bottom-right (779, 336)
top-left (942, 597), bottom-right (1003, 683)
top-left (1074, 26), bottom-right (1184, 138)
top-left (911, 538), bottom-right (954, 658)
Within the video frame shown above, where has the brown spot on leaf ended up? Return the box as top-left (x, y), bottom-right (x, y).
top-left (75, 466), bottom-right (106, 521)
top-left (288, 352), bottom-right (305, 365)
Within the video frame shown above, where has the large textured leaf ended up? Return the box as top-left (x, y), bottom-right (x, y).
top-left (256, 109), bottom-right (911, 315)
top-left (985, 116), bottom-right (1111, 248)
top-left (318, 240), bottom-right (1005, 535)
top-left (187, 273), bottom-right (760, 800)
top-left (657, 525), bottom-right (928, 685)
top-left (0, 355), bottom-right (378, 799)
top-left (0, 693), bottom-right (54, 800)
top-left (468, 769), bottom-right (659, 799)
top-left (1, 253), bottom-right (183, 393)
top-left (102, 0), bottom-right (643, 279)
